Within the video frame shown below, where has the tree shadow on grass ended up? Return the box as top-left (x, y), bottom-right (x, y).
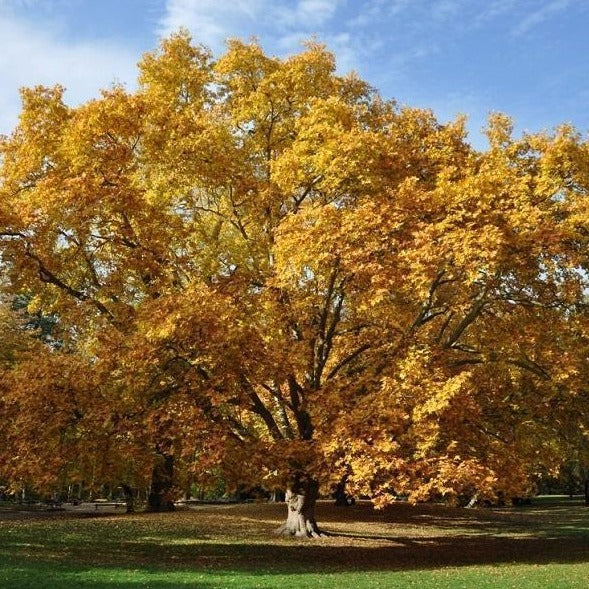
top-left (1, 500), bottom-right (588, 588)
top-left (3, 531), bottom-right (589, 571)
top-left (318, 498), bottom-right (589, 540)
top-left (1, 535), bottom-right (589, 589)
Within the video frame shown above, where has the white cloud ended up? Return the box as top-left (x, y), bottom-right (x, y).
top-left (511, 0), bottom-right (572, 36)
top-left (0, 10), bottom-right (138, 135)
top-left (323, 31), bottom-right (366, 74)
top-left (430, 0), bottom-right (467, 22)
top-left (159, 0), bottom-right (344, 55)
top-left (275, 0), bottom-right (339, 28)
top-left (476, 0), bottom-right (518, 22)
top-left (0, 0), bottom-right (42, 9)
top-left (158, 0), bottom-right (266, 53)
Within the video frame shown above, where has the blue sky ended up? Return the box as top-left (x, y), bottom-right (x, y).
top-left (1, 0), bottom-right (588, 148)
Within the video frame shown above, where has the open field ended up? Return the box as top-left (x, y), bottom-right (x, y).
top-left (1, 497), bottom-right (588, 588)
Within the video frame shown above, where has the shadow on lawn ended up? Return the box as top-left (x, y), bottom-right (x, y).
top-left (321, 498), bottom-right (589, 539)
top-left (2, 535), bottom-right (589, 589)
top-left (1, 535), bottom-right (589, 589)
top-left (2, 527), bottom-right (589, 571)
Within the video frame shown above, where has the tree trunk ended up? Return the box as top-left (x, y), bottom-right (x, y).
top-left (584, 478), bottom-right (589, 507)
top-left (121, 484), bottom-right (135, 513)
top-left (147, 452), bottom-right (175, 512)
top-left (270, 489), bottom-right (286, 502)
top-left (276, 479), bottom-right (323, 537)
top-left (465, 493), bottom-right (479, 509)
top-left (333, 474), bottom-right (354, 507)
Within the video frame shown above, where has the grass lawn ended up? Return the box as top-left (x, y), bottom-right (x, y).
top-left (0, 497), bottom-right (588, 588)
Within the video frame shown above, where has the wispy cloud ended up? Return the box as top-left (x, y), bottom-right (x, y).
top-left (0, 8), bottom-right (138, 135)
top-left (0, 0), bottom-right (44, 9)
top-left (511, 0), bottom-right (573, 36)
top-left (159, 0), bottom-right (345, 56)
top-left (274, 0), bottom-right (339, 28)
top-left (474, 0), bottom-right (518, 23)
top-left (346, 0), bottom-right (393, 28)
top-left (430, 0), bottom-right (468, 22)
top-left (158, 0), bottom-right (265, 52)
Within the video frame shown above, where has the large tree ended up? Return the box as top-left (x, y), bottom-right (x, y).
top-left (1, 31), bottom-right (589, 532)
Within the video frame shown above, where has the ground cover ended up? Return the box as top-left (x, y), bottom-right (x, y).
top-left (0, 497), bottom-right (587, 588)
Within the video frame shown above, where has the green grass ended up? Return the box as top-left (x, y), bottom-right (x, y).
top-left (1, 497), bottom-right (588, 588)
top-left (2, 561), bottom-right (589, 589)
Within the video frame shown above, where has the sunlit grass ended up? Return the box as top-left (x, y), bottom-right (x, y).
top-left (2, 561), bottom-right (589, 589)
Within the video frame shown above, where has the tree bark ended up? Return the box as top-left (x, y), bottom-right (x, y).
top-left (333, 474), bottom-right (354, 507)
top-left (465, 493), bottom-right (479, 509)
top-left (584, 478), bottom-right (589, 507)
top-left (121, 484), bottom-right (135, 513)
top-left (147, 452), bottom-right (175, 512)
top-left (276, 479), bottom-right (323, 537)
top-left (270, 489), bottom-right (286, 502)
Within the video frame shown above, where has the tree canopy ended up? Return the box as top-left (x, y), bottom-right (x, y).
top-left (1, 31), bottom-right (589, 533)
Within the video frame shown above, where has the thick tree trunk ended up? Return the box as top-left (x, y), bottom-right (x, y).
top-left (147, 452), bottom-right (175, 512)
top-left (276, 479), bottom-right (323, 537)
